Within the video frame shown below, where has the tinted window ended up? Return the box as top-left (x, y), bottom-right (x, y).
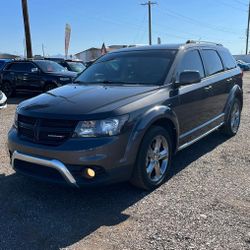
top-left (218, 50), bottom-right (236, 70)
top-left (20, 63), bottom-right (35, 72)
top-left (6, 63), bottom-right (23, 71)
top-left (179, 50), bottom-right (205, 78)
top-left (35, 61), bottom-right (67, 73)
top-left (202, 50), bottom-right (224, 76)
top-left (76, 50), bottom-right (177, 85)
top-left (6, 62), bottom-right (35, 72)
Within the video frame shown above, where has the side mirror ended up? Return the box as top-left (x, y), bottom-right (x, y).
top-left (31, 67), bottom-right (39, 73)
top-left (177, 71), bottom-right (201, 87)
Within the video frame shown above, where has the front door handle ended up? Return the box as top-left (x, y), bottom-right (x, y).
top-left (204, 85), bottom-right (213, 91)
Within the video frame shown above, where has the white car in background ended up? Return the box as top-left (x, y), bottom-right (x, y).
top-left (0, 91), bottom-right (7, 109)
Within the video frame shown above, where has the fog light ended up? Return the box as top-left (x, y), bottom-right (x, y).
top-left (84, 168), bottom-right (95, 179)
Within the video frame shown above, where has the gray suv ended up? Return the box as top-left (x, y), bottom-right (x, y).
top-left (8, 41), bottom-right (243, 190)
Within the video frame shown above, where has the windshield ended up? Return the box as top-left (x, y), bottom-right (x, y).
top-left (36, 60), bottom-right (67, 73)
top-left (67, 62), bottom-right (86, 73)
top-left (75, 50), bottom-right (177, 85)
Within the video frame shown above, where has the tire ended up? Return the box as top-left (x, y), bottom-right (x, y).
top-left (130, 126), bottom-right (173, 190)
top-left (1, 81), bottom-right (14, 98)
top-left (44, 83), bottom-right (57, 92)
top-left (221, 98), bottom-right (241, 136)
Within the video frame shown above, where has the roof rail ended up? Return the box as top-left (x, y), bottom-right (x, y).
top-left (186, 40), bottom-right (223, 46)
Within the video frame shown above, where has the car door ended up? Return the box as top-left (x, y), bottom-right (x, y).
top-left (172, 49), bottom-right (212, 145)
top-left (200, 49), bottom-right (231, 120)
top-left (16, 62), bottom-right (42, 91)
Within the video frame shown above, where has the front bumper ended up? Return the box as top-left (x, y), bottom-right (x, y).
top-left (8, 128), bottom-right (136, 187)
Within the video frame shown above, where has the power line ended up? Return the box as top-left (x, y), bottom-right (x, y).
top-left (141, 1), bottom-right (157, 45)
top-left (157, 6), bottom-right (243, 35)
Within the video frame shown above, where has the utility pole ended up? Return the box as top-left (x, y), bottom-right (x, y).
top-left (246, 1), bottom-right (250, 55)
top-left (21, 0), bottom-right (33, 58)
top-left (42, 44), bottom-right (45, 57)
top-left (141, 1), bottom-right (157, 45)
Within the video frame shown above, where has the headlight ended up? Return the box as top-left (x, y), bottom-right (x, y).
top-left (73, 115), bottom-right (129, 137)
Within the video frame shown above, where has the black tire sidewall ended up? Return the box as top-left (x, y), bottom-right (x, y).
top-left (135, 126), bottom-right (173, 190)
top-left (2, 82), bottom-right (13, 98)
top-left (225, 98), bottom-right (241, 136)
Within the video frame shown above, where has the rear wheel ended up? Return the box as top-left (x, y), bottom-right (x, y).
top-left (1, 81), bottom-right (14, 97)
top-left (130, 126), bottom-right (173, 190)
top-left (222, 98), bottom-right (241, 136)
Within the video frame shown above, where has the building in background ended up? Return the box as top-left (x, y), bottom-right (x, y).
top-left (75, 44), bottom-right (140, 63)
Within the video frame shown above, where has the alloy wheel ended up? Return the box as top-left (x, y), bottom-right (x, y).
top-left (146, 135), bottom-right (169, 183)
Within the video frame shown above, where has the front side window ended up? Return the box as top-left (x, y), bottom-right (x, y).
top-left (75, 50), bottom-right (177, 85)
top-left (202, 50), bottom-right (224, 76)
top-left (178, 50), bottom-right (205, 78)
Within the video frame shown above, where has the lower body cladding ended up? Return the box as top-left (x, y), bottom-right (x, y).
top-left (8, 128), bottom-right (136, 188)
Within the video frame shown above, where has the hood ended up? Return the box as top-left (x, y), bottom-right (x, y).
top-left (18, 84), bottom-right (160, 119)
top-left (47, 71), bottom-right (77, 78)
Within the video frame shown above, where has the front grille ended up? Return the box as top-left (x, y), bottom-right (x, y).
top-left (17, 114), bottom-right (77, 146)
top-left (14, 159), bottom-right (65, 182)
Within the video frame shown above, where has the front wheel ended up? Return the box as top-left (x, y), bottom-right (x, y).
top-left (130, 126), bottom-right (173, 190)
top-left (222, 98), bottom-right (241, 136)
top-left (1, 81), bottom-right (14, 98)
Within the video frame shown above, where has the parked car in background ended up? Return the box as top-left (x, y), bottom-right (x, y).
top-left (0, 59), bottom-right (12, 71)
top-left (0, 90), bottom-right (7, 109)
top-left (0, 60), bottom-right (77, 97)
top-left (45, 58), bottom-right (86, 74)
top-left (237, 60), bottom-right (250, 71)
top-left (8, 42), bottom-right (243, 190)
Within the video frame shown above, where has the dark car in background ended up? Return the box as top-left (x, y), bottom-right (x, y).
top-left (0, 60), bottom-right (77, 97)
top-left (236, 60), bottom-right (250, 71)
top-left (45, 58), bottom-right (86, 74)
top-left (8, 42), bottom-right (243, 190)
top-left (0, 59), bottom-right (12, 71)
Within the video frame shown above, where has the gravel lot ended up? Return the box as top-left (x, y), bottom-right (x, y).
top-left (0, 74), bottom-right (250, 250)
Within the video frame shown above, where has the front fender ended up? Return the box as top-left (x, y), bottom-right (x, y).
top-left (122, 105), bottom-right (180, 170)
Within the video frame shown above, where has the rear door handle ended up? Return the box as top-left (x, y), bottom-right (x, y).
top-left (226, 78), bottom-right (233, 82)
top-left (204, 85), bottom-right (213, 91)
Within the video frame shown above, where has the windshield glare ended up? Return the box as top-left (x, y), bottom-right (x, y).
top-left (68, 62), bottom-right (85, 73)
top-left (36, 61), bottom-right (67, 73)
top-left (75, 50), bottom-right (177, 85)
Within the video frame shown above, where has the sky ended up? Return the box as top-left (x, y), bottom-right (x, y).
top-left (0, 0), bottom-right (248, 56)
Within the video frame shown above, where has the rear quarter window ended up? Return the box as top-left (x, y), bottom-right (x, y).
top-left (201, 50), bottom-right (224, 76)
top-left (218, 50), bottom-right (237, 70)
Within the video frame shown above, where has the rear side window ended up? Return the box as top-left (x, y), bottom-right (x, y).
top-left (5, 62), bottom-right (35, 72)
top-left (6, 63), bottom-right (22, 71)
top-left (218, 50), bottom-right (236, 70)
top-left (178, 50), bottom-right (205, 78)
top-left (202, 50), bottom-right (224, 76)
